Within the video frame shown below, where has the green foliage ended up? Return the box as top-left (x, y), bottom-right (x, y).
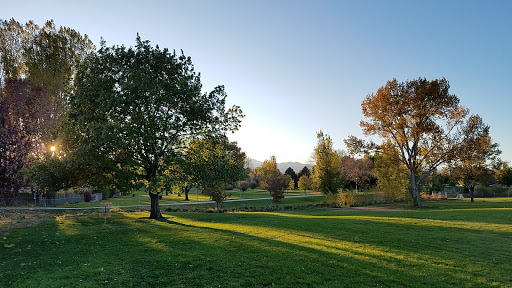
top-left (284, 167), bottom-right (298, 188)
top-left (427, 171), bottom-right (446, 193)
top-left (183, 137), bottom-right (247, 211)
top-left (312, 131), bottom-right (345, 194)
top-left (64, 36), bottom-right (243, 217)
top-left (0, 18), bottom-right (94, 107)
top-left (249, 181), bottom-right (258, 189)
top-left (374, 142), bottom-right (409, 202)
top-left (23, 157), bottom-right (79, 196)
top-left (492, 160), bottom-right (512, 186)
top-left (0, 19), bottom-right (93, 205)
top-left (297, 166), bottom-right (311, 179)
top-left (297, 175), bottom-right (312, 192)
top-left (260, 156), bottom-right (289, 207)
top-left (325, 192), bottom-right (338, 207)
top-left (326, 190), bottom-right (379, 207)
top-left (450, 115), bottom-right (500, 202)
top-left (451, 165), bottom-right (494, 201)
top-left (237, 180), bottom-right (250, 193)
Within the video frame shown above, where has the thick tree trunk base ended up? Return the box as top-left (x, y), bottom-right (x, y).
top-left (149, 193), bottom-right (163, 219)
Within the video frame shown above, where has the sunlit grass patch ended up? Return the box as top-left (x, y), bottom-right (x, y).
top-left (251, 212), bottom-right (512, 233)
top-left (1, 199), bottom-right (511, 287)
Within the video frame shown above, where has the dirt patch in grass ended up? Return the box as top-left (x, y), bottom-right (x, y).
top-left (0, 211), bottom-right (52, 230)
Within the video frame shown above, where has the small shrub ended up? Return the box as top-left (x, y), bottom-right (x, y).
top-left (421, 192), bottom-right (446, 200)
top-left (420, 192), bottom-right (430, 199)
top-left (337, 191), bottom-right (351, 207)
top-left (434, 192), bottom-right (447, 199)
top-left (326, 192), bottom-right (338, 207)
top-left (83, 190), bottom-right (94, 202)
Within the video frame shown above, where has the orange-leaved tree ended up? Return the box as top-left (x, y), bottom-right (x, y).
top-left (346, 78), bottom-right (496, 206)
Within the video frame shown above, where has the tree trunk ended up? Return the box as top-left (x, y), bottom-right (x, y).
top-left (410, 172), bottom-right (422, 207)
top-left (149, 192), bottom-right (162, 219)
top-left (184, 185), bottom-right (191, 201)
top-left (470, 185), bottom-right (475, 202)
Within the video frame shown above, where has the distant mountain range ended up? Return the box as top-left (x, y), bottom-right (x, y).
top-left (248, 159), bottom-right (313, 173)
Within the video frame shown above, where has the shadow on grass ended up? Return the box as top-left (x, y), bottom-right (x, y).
top-left (2, 209), bottom-right (511, 287)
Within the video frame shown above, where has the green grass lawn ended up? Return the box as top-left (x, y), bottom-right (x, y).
top-left (1, 198), bottom-right (511, 287)
top-left (60, 188), bottom-right (323, 208)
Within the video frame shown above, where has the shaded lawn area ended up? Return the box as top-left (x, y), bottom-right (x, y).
top-left (1, 199), bottom-right (511, 287)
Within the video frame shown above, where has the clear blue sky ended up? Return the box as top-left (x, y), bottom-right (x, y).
top-left (3, 0), bottom-right (511, 164)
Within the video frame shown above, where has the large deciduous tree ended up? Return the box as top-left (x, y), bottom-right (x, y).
top-left (312, 131), bottom-right (345, 194)
top-left (0, 80), bottom-right (54, 204)
top-left (450, 116), bottom-right (500, 202)
top-left (65, 36), bottom-right (243, 218)
top-left (346, 78), bottom-right (496, 206)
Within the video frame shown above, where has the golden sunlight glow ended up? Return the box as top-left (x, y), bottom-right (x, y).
top-left (56, 215), bottom-right (80, 235)
top-left (249, 212), bottom-right (512, 233)
top-left (136, 235), bottom-right (168, 250)
top-left (155, 215), bottom-right (450, 268)
top-left (50, 146), bottom-right (56, 152)
top-left (120, 212), bottom-right (488, 283)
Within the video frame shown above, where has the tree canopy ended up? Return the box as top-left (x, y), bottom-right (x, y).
top-left (450, 116), bottom-right (500, 202)
top-left (346, 78), bottom-right (496, 206)
top-left (284, 167), bottom-right (298, 188)
top-left (312, 131), bottom-right (344, 194)
top-left (340, 156), bottom-right (375, 192)
top-left (0, 80), bottom-right (54, 204)
top-left (65, 36), bottom-right (243, 218)
top-left (0, 18), bottom-right (94, 106)
top-left (260, 156), bottom-right (290, 207)
top-left (0, 19), bottom-right (94, 203)
top-left (182, 137), bottom-right (247, 211)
